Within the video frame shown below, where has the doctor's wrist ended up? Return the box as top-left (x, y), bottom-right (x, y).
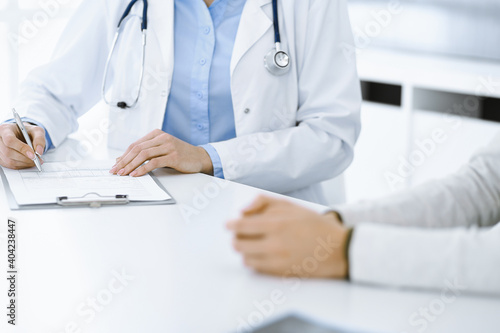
top-left (197, 146), bottom-right (214, 176)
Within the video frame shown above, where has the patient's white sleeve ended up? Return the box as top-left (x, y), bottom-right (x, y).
top-left (349, 223), bottom-right (500, 294)
top-left (336, 134), bottom-right (500, 293)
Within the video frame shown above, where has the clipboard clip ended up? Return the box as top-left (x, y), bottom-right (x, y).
top-left (57, 193), bottom-right (129, 208)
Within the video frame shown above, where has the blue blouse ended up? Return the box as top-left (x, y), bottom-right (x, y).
top-left (162, 0), bottom-right (246, 178)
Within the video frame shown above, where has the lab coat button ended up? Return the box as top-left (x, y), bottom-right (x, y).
top-left (244, 108), bottom-right (250, 114)
top-left (203, 27), bottom-right (211, 35)
top-left (197, 124), bottom-right (204, 130)
top-left (161, 90), bottom-right (167, 97)
top-left (197, 92), bottom-right (203, 99)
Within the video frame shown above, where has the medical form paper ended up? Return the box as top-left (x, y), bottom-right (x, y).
top-left (1, 160), bottom-right (171, 206)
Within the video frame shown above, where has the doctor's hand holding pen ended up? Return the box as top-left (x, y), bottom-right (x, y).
top-left (110, 129), bottom-right (214, 177)
top-left (0, 123), bottom-right (45, 170)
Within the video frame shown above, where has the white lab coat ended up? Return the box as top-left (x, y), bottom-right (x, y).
top-left (15, 0), bottom-right (361, 204)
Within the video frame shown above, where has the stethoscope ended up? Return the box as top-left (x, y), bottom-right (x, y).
top-left (102, 0), bottom-right (290, 109)
top-left (102, 0), bottom-right (148, 109)
top-left (264, 0), bottom-right (291, 76)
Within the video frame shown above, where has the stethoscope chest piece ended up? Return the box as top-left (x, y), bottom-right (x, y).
top-left (264, 47), bottom-right (291, 76)
top-left (265, 0), bottom-right (290, 76)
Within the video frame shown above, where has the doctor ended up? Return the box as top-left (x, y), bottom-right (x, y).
top-left (0, 0), bottom-right (361, 204)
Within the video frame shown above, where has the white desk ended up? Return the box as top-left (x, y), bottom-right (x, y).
top-left (1, 140), bottom-right (499, 333)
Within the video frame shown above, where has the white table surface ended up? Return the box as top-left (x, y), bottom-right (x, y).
top-left (1, 139), bottom-right (499, 333)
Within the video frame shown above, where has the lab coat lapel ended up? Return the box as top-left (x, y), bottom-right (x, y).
top-left (148, 0), bottom-right (175, 74)
top-left (141, 0), bottom-right (174, 132)
top-left (230, 0), bottom-right (272, 75)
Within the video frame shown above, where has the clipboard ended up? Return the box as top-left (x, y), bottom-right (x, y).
top-left (57, 193), bottom-right (130, 208)
top-left (0, 167), bottom-right (176, 210)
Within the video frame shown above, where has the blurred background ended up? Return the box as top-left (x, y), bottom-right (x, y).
top-left (1, 0), bottom-right (500, 204)
top-left (341, 0), bottom-right (500, 203)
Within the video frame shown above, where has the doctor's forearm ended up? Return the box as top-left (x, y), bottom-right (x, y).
top-left (199, 144), bottom-right (222, 178)
top-left (210, 125), bottom-right (356, 194)
top-left (14, 0), bottom-right (115, 148)
top-left (197, 146), bottom-right (214, 176)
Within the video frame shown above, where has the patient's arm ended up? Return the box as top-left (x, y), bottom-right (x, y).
top-left (349, 222), bottom-right (500, 294)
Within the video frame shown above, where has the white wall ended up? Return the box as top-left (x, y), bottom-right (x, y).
top-left (348, 0), bottom-right (500, 61)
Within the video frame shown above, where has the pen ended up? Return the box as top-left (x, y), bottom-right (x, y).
top-left (12, 108), bottom-right (42, 172)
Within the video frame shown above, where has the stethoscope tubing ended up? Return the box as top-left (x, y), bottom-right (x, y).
top-left (272, 0), bottom-right (281, 44)
top-left (103, 0), bottom-right (289, 109)
top-left (118, 0), bottom-right (148, 30)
